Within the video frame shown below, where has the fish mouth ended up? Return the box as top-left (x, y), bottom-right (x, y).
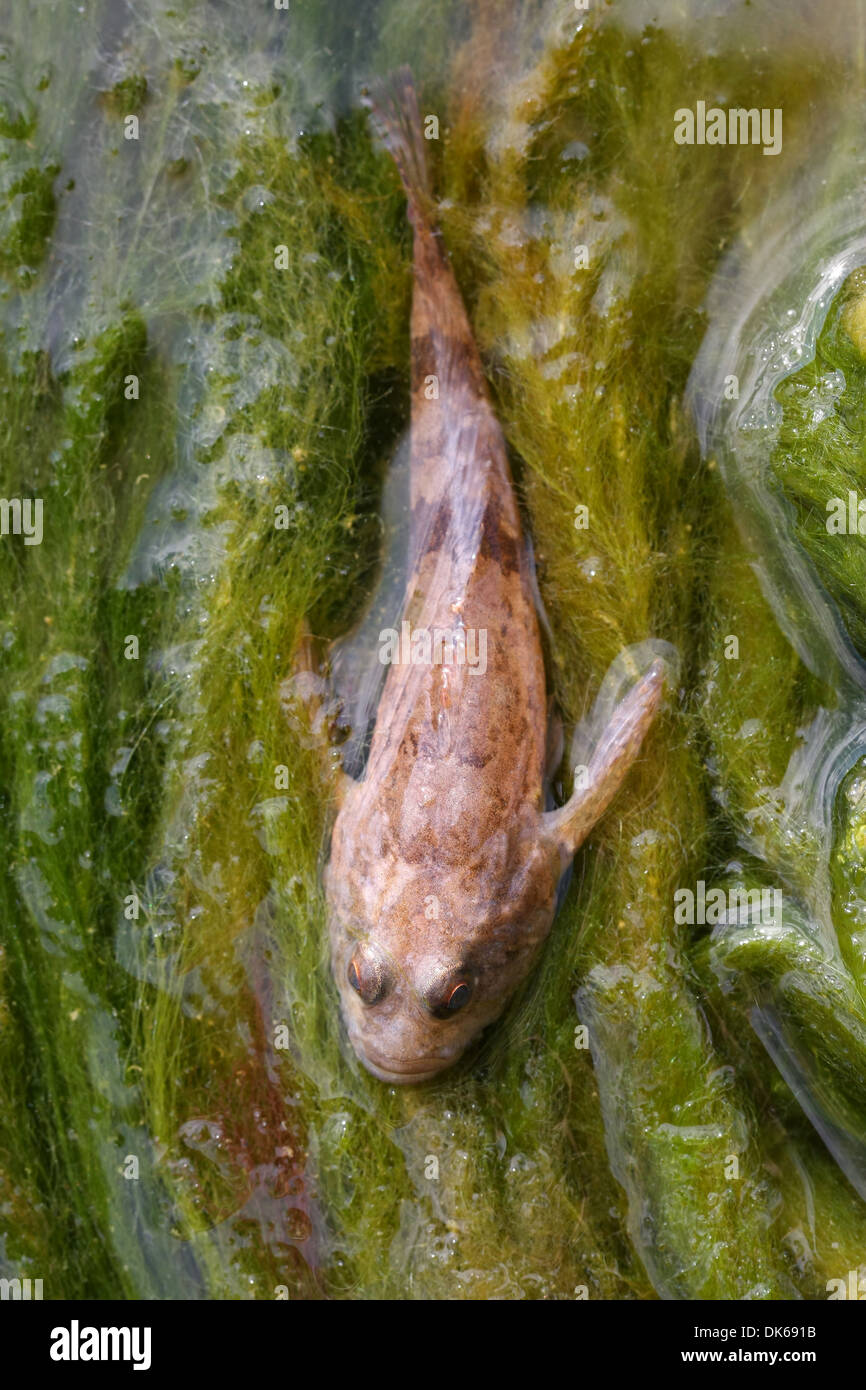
top-left (350, 1039), bottom-right (453, 1085)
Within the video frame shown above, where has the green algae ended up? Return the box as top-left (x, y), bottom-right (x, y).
top-left (3, 0), bottom-right (866, 1303)
top-left (770, 269), bottom-right (866, 662)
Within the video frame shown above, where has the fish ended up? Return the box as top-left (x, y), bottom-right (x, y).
top-left (322, 66), bottom-right (666, 1084)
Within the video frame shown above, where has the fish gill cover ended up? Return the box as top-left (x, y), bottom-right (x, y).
top-left (1, 0), bottom-right (866, 1303)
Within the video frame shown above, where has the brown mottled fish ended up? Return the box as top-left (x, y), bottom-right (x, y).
top-left (322, 67), bottom-right (665, 1084)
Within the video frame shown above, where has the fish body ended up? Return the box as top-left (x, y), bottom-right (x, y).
top-left (324, 69), bottom-right (664, 1083)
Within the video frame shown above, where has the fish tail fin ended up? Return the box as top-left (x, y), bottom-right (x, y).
top-left (363, 66), bottom-right (432, 222)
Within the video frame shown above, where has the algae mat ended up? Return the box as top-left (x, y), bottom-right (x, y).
top-left (2, 0), bottom-right (866, 1301)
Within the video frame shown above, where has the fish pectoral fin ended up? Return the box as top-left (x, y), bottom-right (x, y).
top-left (544, 698), bottom-right (565, 784)
top-left (540, 659), bottom-right (667, 861)
top-left (280, 619), bottom-right (359, 804)
top-left (334, 768), bottom-right (358, 811)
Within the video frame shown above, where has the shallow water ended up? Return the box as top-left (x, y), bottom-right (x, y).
top-left (4, 0), bottom-right (866, 1301)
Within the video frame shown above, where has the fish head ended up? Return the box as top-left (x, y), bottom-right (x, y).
top-left (325, 827), bottom-right (557, 1084)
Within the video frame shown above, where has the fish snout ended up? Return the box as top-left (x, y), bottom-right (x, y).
top-left (344, 997), bottom-right (468, 1083)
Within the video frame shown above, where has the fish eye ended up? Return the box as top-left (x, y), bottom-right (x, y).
top-left (347, 949), bottom-right (389, 1006)
top-left (427, 977), bottom-right (473, 1020)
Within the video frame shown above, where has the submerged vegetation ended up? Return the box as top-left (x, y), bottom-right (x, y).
top-left (2, 0), bottom-right (866, 1299)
